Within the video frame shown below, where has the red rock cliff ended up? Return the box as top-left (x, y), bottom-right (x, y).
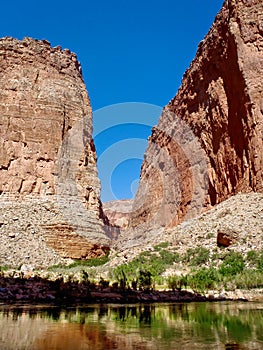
top-left (128, 0), bottom-right (263, 233)
top-left (0, 37), bottom-right (110, 266)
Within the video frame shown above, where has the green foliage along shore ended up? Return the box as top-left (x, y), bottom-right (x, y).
top-left (111, 244), bottom-right (263, 293)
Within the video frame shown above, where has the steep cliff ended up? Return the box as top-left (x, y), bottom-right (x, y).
top-left (128, 0), bottom-right (263, 235)
top-left (0, 37), bottom-right (110, 266)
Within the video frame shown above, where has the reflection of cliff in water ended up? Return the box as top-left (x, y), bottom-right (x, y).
top-left (0, 303), bottom-right (262, 350)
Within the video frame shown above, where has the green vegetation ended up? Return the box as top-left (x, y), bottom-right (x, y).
top-left (113, 245), bottom-right (179, 287)
top-left (187, 267), bottom-right (221, 292)
top-left (219, 252), bottom-right (245, 277)
top-left (154, 242), bottom-right (169, 251)
top-left (48, 255), bottom-right (110, 271)
top-left (183, 247), bottom-right (210, 266)
top-left (43, 245), bottom-right (263, 294)
top-left (167, 275), bottom-right (187, 291)
top-left (111, 247), bottom-right (263, 293)
top-left (0, 266), bottom-right (12, 271)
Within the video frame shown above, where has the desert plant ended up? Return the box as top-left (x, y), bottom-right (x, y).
top-left (188, 268), bottom-right (220, 292)
top-left (153, 242), bottom-right (169, 251)
top-left (183, 247), bottom-right (210, 266)
top-left (234, 269), bottom-right (263, 289)
top-left (219, 252), bottom-right (245, 277)
top-left (138, 270), bottom-right (152, 291)
top-left (167, 275), bottom-right (187, 291)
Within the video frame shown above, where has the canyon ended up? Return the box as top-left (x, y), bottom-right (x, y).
top-left (0, 0), bottom-right (262, 268)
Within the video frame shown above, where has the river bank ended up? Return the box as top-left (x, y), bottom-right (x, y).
top-left (0, 273), bottom-right (262, 304)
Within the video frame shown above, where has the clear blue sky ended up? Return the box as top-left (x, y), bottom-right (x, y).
top-left (1, 0), bottom-right (224, 201)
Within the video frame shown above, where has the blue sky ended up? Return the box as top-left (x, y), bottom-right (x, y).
top-left (1, 0), bottom-right (224, 201)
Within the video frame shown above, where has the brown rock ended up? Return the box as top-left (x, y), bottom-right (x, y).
top-left (0, 37), bottom-right (110, 266)
top-left (217, 227), bottom-right (239, 247)
top-left (128, 0), bottom-right (263, 235)
top-left (42, 224), bottom-right (110, 259)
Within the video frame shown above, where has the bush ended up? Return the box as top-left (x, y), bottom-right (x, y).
top-left (115, 269), bottom-right (127, 290)
top-left (159, 250), bottom-right (179, 264)
top-left (257, 251), bottom-right (263, 271)
top-left (183, 247), bottom-right (210, 266)
top-left (188, 268), bottom-right (220, 292)
top-left (99, 277), bottom-right (110, 289)
top-left (168, 275), bottom-right (187, 291)
top-left (154, 242), bottom-right (169, 251)
top-left (246, 250), bottom-right (259, 267)
top-left (48, 255), bottom-right (110, 271)
top-left (138, 270), bottom-right (152, 291)
top-left (113, 247), bottom-right (180, 285)
top-left (219, 252), bottom-right (245, 277)
top-left (234, 269), bottom-right (263, 289)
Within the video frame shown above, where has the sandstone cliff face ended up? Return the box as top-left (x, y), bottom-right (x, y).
top-left (0, 37), bottom-right (110, 266)
top-left (128, 0), bottom-right (263, 235)
top-left (103, 200), bottom-right (133, 232)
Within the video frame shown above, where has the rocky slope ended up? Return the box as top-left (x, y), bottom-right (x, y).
top-left (111, 192), bottom-right (263, 264)
top-left (0, 37), bottom-right (110, 267)
top-left (126, 0), bottom-right (263, 240)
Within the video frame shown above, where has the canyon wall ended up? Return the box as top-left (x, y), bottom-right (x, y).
top-left (127, 0), bottom-right (263, 237)
top-left (103, 200), bottom-right (133, 231)
top-left (0, 37), bottom-right (110, 266)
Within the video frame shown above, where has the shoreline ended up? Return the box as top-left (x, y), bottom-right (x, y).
top-left (0, 275), bottom-right (262, 304)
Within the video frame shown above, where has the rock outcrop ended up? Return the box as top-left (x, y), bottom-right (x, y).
top-left (0, 37), bottom-right (110, 266)
top-left (103, 200), bottom-right (133, 230)
top-left (127, 0), bottom-right (263, 236)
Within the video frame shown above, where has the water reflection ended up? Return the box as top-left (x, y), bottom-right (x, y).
top-left (0, 302), bottom-right (262, 350)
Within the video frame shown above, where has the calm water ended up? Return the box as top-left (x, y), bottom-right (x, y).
top-left (0, 302), bottom-right (262, 350)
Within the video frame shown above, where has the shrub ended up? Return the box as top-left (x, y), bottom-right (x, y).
top-left (219, 252), bottom-right (245, 277)
top-left (183, 247), bottom-right (210, 266)
top-left (99, 277), bottom-right (109, 289)
top-left (154, 242), bottom-right (169, 251)
top-left (188, 268), bottom-right (220, 292)
top-left (131, 279), bottom-right (138, 290)
top-left (257, 251), bottom-right (263, 271)
top-left (246, 250), bottom-right (259, 267)
top-left (117, 269), bottom-right (127, 291)
top-left (48, 255), bottom-right (110, 271)
top-left (138, 270), bottom-right (152, 291)
top-left (168, 275), bottom-right (187, 291)
top-left (159, 250), bottom-right (179, 264)
top-left (234, 269), bottom-right (263, 289)
top-left (113, 248), bottom-right (180, 285)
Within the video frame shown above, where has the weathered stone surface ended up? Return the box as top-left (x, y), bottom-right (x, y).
top-left (217, 227), bottom-right (239, 247)
top-left (127, 0), bottom-right (263, 236)
top-left (0, 37), bottom-right (110, 266)
top-left (103, 200), bottom-right (133, 229)
top-left (42, 224), bottom-right (110, 259)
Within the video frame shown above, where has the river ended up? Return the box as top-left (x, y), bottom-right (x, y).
top-left (0, 302), bottom-right (262, 349)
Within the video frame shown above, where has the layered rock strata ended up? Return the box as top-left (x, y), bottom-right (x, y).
top-left (103, 200), bottom-right (133, 229)
top-left (0, 37), bottom-right (110, 266)
top-left (127, 0), bottom-right (263, 236)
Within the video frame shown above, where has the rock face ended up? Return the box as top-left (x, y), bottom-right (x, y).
top-left (0, 37), bottom-right (110, 266)
top-left (103, 200), bottom-right (133, 230)
top-left (217, 227), bottom-right (239, 247)
top-left (128, 0), bottom-right (263, 236)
